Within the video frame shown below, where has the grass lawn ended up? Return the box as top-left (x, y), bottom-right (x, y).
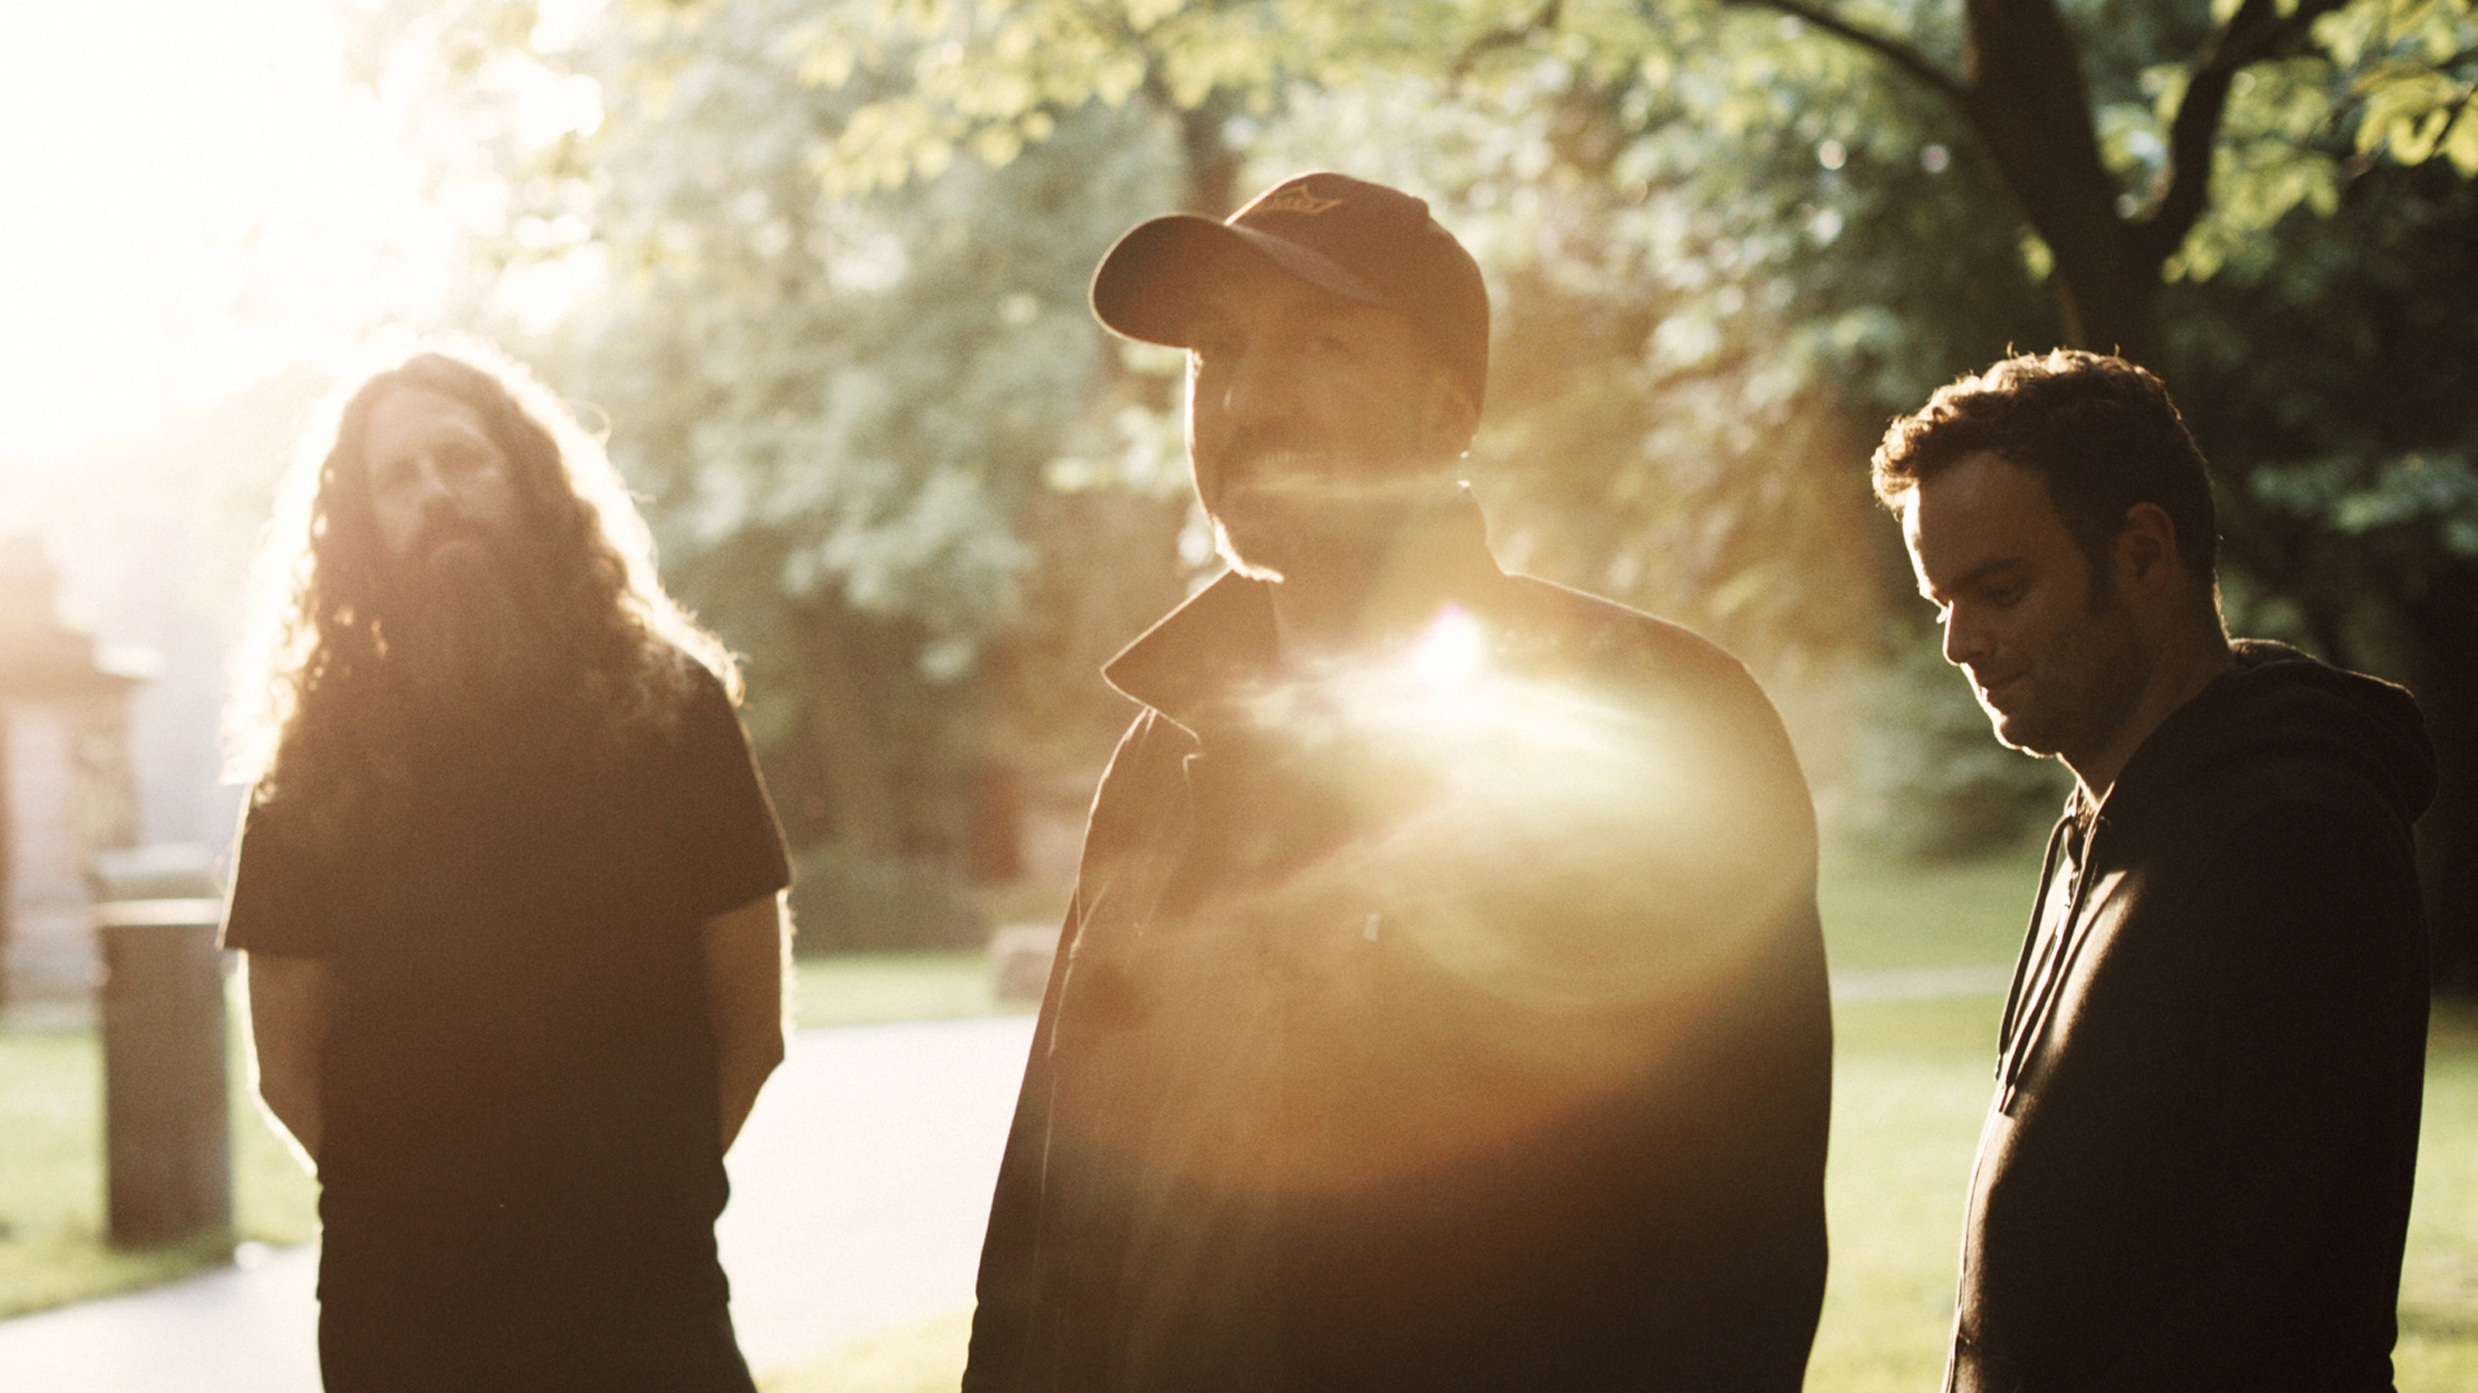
top-left (1816, 840), bottom-right (2037, 971)
top-left (760, 992), bottom-right (2478, 1393)
top-left (0, 991), bottom-right (319, 1319)
top-left (10, 847), bottom-right (2476, 1393)
top-left (760, 1309), bottom-right (975, 1393)
top-left (2399, 1003), bottom-right (2478, 1386)
top-left (763, 845), bottom-right (2478, 1391)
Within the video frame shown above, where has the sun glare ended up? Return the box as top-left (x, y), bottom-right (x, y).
top-left (1409, 604), bottom-right (1486, 690)
top-left (0, 0), bottom-right (469, 468)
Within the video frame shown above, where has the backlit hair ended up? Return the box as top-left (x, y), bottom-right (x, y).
top-left (226, 338), bottom-right (736, 810)
top-left (1872, 350), bottom-right (2219, 595)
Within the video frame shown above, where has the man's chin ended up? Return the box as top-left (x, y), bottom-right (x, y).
top-left (1985, 708), bottom-right (2059, 758)
top-left (1212, 517), bottom-right (1289, 582)
top-left (1212, 503), bottom-right (1436, 586)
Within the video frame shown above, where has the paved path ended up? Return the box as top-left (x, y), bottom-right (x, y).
top-left (0, 1015), bottom-right (1038, 1392)
top-left (719, 1015), bottom-right (1034, 1375)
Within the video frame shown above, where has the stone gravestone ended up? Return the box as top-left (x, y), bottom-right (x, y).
top-left (0, 539), bottom-right (227, 1247)
top-left (0, 536), bottom-right (140, 1012)
top-left (94, 844), bottom-right (230, 1248)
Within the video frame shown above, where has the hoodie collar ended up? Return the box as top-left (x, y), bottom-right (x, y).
top-left (2095, 638), bottom-right (2435, 828)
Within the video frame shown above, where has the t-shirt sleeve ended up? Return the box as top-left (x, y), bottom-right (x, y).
top-left (220, 798), bottom-right (337, 959)
top-left (675, 665), bottom-right (794, 921)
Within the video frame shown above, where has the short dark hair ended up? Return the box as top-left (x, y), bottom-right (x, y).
top-left (1871, 350), bottom-right (2218, 597)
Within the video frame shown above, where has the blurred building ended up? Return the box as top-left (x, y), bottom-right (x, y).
top-left (0, 536), bottom-right (142, 1009)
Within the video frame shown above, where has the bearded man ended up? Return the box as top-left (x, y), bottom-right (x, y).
top-left (965, 173), bottom-right (1832, 1392)
top-left (224, 348), bottom-right (793, 1392)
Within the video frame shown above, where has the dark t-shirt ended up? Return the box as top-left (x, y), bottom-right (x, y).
top-left (224, 663), bottom-right (790, 1295)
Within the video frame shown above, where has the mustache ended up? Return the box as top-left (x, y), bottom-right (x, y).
top-left (1214, 432), bottom-right (1441, 493)
top-left (1213, 428), bottom-right (1318, 480)
top-left (1216, 460), bottom-right (1461, 514)
top-left (381, 509), bottom-right (550, 610)
top-left (406, 510), bottom-right (500, 562)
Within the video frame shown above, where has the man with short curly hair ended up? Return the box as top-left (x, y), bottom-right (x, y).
top-left (224, 346), bottom-right (792, 1392)
top-left (1879, 349), bottom-right (2434, 1391)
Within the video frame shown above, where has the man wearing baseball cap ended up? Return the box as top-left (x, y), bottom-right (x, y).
top-left (965, 173), bottom-right (1832, 1392)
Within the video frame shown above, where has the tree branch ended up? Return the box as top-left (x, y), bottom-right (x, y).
top-left (1452, 0), bottom-right (1564, 83)
top-left (2137, 0), bottom-right (2349, 262)
top-left (1722, 0), bottom-right (1968, 107)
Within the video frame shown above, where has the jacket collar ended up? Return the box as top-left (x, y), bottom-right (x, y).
top-left (1102, 494), bottom-right (1507, 733)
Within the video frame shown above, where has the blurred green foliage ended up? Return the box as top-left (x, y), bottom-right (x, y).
top-left (2324, 0), bottom-right (2478, 173)
top-left (788, 844), bottom-right (989, 956)
top-left (1843, 647), bottom-right (2073, 862)
top-left (352, 0), bottom-right (2473, 954)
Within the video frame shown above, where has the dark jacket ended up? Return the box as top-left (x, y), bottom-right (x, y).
top-left (965, 516), bottom-right (1832, 1393)
top-left (1950, 640), bottom-right (2436, 1393)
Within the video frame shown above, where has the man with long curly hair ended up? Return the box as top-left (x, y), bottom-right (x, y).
top-left (222, 345), bottom-right (792, 1392)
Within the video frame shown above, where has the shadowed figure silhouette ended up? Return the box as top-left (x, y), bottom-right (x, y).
top-left (965, 172), bottom-right (1833, 1393)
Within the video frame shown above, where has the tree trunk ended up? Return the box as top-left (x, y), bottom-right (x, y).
top-left (1178, 93), bottom-right (1243, 217)
top-left (2041, 246), bottom-right (2166, 370)
top-left (1755, 0), bottom-right (2467, 973)
top-left (1953, 0), bottom-right (2169, 368)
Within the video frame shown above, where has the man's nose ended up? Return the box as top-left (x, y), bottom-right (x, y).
top-left (1942, 605), bottom-right (1988, 669)
top-left (406, 455), bottom-right (457, 505)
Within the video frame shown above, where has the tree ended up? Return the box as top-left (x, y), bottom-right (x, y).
top-left (2175, 160), bottom-right (2478, 986)
top-left (1708, 0), bottom-right (2478, 974)
top-left (802, 0), bottom-right (2478, 970)
top-left (367, 0), bottom-right (2476, 967)
top-left (348, 0), bottom-right (1195, 926)
top-left (1719, 0), bottom-right (2477, 367)
top-left (1706, 0), bottom-right (2304, 367)
top-left (576, 6), bottom-right (1191, 876)
top-left (818, 0), bottom-right (2473, 363)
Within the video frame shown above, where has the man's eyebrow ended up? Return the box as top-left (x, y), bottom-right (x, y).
top-left (1920, 556), bottom-right (2026, 603)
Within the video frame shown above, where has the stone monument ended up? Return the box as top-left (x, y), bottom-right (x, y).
top-left (0, 536), bottom-right (141, 1011)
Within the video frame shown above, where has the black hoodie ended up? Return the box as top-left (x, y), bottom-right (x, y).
top-left (1949, 640), bottom-right (2436, 1393)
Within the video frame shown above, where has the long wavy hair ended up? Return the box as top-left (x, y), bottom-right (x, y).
top-left (227, 341), bottom-right (737, 822)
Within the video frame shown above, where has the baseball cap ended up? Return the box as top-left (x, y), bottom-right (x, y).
top-left (1090, 172), bottom-right (1490, 412)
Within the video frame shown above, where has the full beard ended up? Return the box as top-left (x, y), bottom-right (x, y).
top-left (380, 531), bottom-right (571, 766)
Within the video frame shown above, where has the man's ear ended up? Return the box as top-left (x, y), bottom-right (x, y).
top-left (2116, 502), bottom-right (2182, 598)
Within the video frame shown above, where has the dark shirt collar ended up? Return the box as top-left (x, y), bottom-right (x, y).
top-left (1103, 494), bottom-right (1505, 731)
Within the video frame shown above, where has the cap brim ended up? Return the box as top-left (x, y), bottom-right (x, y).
top-left (1090, 215), bottom-right (1393, 347)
